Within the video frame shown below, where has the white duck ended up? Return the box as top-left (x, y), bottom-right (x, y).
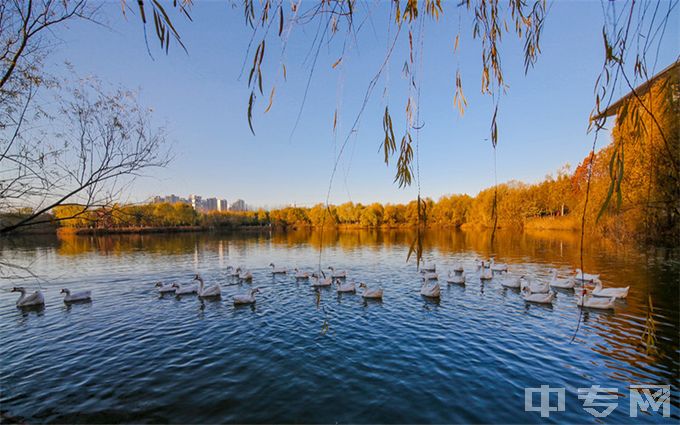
top-left (490, 258), bottom-right (508, 272)
top-left (420, 281), bottom-right (441, 298)
top-left (588, 279), bottom-right (629, 299)
top-left (520, 277), bottom-right (550, 293)
top-left (522, 288), bottom-right (556, 304)
top-left (233, 287), bottom-right (260, 305)
top-left (549, 270), bottom-right (576, 289)
top-left (60, 288), bottom-right (92, 303)
top-left (479, 264), bottom-right (493, 280)
top-left (574, 269), bottom-right (600, 282)
top-left (421, 263), bottom-right (436, 272)
top-left (310, 273), bottom-right (332, 287)
top-left (172, 282), bottom-right (198, 295)
top-left (11, 287), bottom-right (45, 307)
top-left (500, 274), bottom-right (523, 288)
top-left (154, 281), bottom-right (176, 293)
top-left (576, 290), bottom-right (616, 309)
top-left (293, 268), bottom-right (310, 279)
top-left (359, 283), bottom-right (383, 299)
top-left (327, 266), bottom-right (347, 279)
top-left (269, 263), bottom-right (287, 274)
top-left (194, 274), bottom-right (221, 298)
top-left (335, 279), bottom-right (356, 293)
top-left (421, 272), bottom-right (439, 281)
top-left (446, 272), bottom-right (465, 285)
top-left (236, 268), bottom-right (253, 281)
top-left (226, 266), bottom-right (241, 277)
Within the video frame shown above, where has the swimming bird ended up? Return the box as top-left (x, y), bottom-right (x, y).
top-left (233, 287), bottom-right (260, 305)
top-left (11, 287), bottom-right (45, 307)
top-left (335, 279), bottom-right (356, 293)
top-left (194, 274), bottom-right (221, 298)
top-left (226, 266), bottom-right (240, 277)
top-left (269, 263), bottom-right (287, 274)
top-left (574, 269), bottom-right (600, 282)
top-left (490, 258), bottom-right (508, 272)
top-left (327, 266), bottom-right (347, 279)
top-left (421, 263), bottom-right (436, 273)
top-left (236, 268), bottom-right (253, 281)
top-left (293, 268), bottom-right (310, 279)
top-left (446, 272), bottom-right (465, 285)
top-left (500, 275), bottom-right (523, 288)
top-left (60, 288), bottom-right (92, 303)
top-left (172, 282), bottom-right (198, 295)
top-left (310, 273), bottom-right (332, 287)
top-left (480, 264), bottom-right (493, 280)
top-left (549, 270), bottom-right (576, 289)
top-left (522, 288), bottom-right (556, 304)
top-left (154, 281), bottom-right (176, 293)
top-left (576, 290), bottom-right (616, 309)
top-left (520, 277), bottom-right (549, 293)
top-left (359, 283), bottom-right (383, 299)
top-left (420, 281), bottom-right (441, 298)
top-left (451, 264), bottom-right (464, 274)
top-left (588, 279), bottom-right (629, 299)
top-left (421, 272), bottom-right (439, 281)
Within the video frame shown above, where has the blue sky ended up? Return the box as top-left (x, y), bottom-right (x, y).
top-left (47, 1), bottom-right (678, 208)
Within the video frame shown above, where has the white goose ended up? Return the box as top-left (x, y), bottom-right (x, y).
top-left (589, 279), bottom-right (629, 299)
top-left (421, 272), bottom-right (439, 281)
top-left (479, 263), bottom-right (493, 280)
top-left (520, 277), bottom-right (550, 293)
top-left (335, 279), bottom-right (356, 293)
top-left (549, 270), bottom-right (576, 289)
top-left (327, 266), bottom-right (347, 279)
top-left (522, 288), bottom-right (556, 304)
top-left (420, 281), bottom-right (441, 298)
top-left (446, 272), bottom-right (465, 285)
top-left (11, 287), bottom-right (45, 307)
top-left (293, 268), bottom-right (310, 279)
top-left (574, 269), bottom-right (600, 282)
top-left (490, 258), bottom-right (508, 272)
top-left (500, 274), bottom-right (523, 288)
top-left (269, 263), bottom-right (287, 274)
top-left (236, 268), bottom-right (253, 281)
top-left (359, 283), bottom-right (383, 299)
top-left (421, 263), bottom-right (436, 273)
top-left (233, 287), bottom-right (260, 305)
top-left (155, 281), bottom-right (176, 293)
top-left (226, 266), bottom-right (240, 277)
top-left (310, 273), bottom-right (332, 287)
top-left (60, 288), bottom-right (92, 303)
top-left (576, 291), bottom-right (616, 309)
top-left (172, 282), bottom-right (198, 295)
top-left (194, 274), bottom-right (221, 298)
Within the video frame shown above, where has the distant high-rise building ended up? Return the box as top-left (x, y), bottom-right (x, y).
top-left (230, 199), bottom-right (246, 212)
top-left (217, 199), bottom-right (228, 212)
top-left (204, 197), bottom-right (218, 211)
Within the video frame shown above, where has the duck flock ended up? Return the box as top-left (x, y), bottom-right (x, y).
top-left (9, 258), bottom-right (630, 311)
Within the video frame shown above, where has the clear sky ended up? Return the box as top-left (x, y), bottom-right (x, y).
top-left (46, 1), bottom-right (678, 208)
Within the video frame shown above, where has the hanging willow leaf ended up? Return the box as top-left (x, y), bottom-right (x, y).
top-left (279, 5), bottom-right (284, 36)
top-left (247, 91), bottom-right (256, 135)
top-left (264, 86), bottom-right (276, 113)
top-left (490, 104), bottom-right (499, 148)
top-left (380, 106), bottom-right (397, 165)
top-left (332, 57), bottom-right (342, 69)
top-left (454, 33), bottom-right (460, 52)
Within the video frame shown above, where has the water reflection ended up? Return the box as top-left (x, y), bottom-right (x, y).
top-left (0, 228), bottom-right (677, 423)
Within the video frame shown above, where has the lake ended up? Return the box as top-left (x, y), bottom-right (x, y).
top-left (1, 228), bottom-right (678, 423)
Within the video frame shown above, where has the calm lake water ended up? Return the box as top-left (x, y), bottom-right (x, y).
top-left (1, 228), bottom-right (678, 424)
